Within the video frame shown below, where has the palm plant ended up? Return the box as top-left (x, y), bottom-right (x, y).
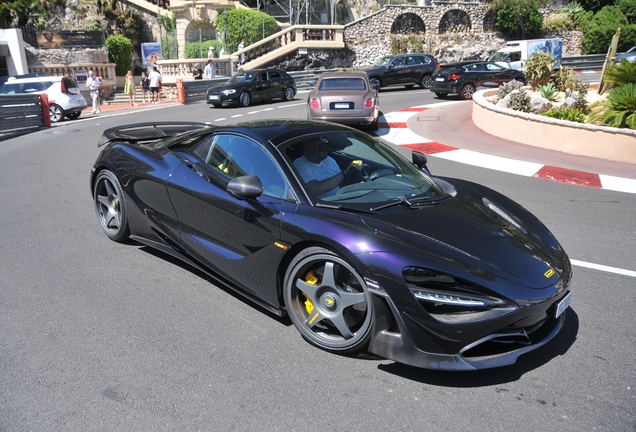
top-left (604, 60), bottom-right (636, 86)
top-left (595, 83), bottom-right (636, 129)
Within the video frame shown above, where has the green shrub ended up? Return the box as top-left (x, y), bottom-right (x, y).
top-left (590, 5), bottom-right (628, 27)
top-left (543, 106), bottom-right (586, 122)
top-left (161, 35), bottom-right (178, 60)
top-left (538, 82), bottom-right (559, 101)
top-left (593, 82), bottom-right (636, 128)
top-left (542, 15), bottom-right (575, 31)
top-left (215, 9), bottom-right (279, 55)
top-left (497, 79), bottom-right (525, 99)
top-left (617, 0), bottom-right (636, 23)
top-left (525, 51), bottom-right (557, 89)
top-left (604, 59), bottom-right (636, 86)
top-left (553, 67), bottom-right (576, 92)
top-left (105, 34), bottom-right (132, 76)
top-left (507, 90), bottom-right (531, 112)
top-left (495, 5), bottom-right (543, 39)
top-left (184, 39), bottom-right (221, 58)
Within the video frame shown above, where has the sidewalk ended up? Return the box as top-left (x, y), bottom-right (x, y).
top-left (378, 101), bottom-right (636, 194)
top-left (83, 98), bottom-right (180, 114)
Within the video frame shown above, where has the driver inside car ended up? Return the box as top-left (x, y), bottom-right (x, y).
top-left (293, 138), bottom-right (363, 198)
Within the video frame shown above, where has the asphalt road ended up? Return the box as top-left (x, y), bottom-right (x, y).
top-left (1, 88), bottom-right (634, 431)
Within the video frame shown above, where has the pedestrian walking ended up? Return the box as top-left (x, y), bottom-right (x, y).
top-left (148, 66), bottom-right (162, 104)
top-left (124, 70), bottom-right (137, 106)
top-left (139, 71), bottom-right (150, 103)
top-left (204, 59), bottom-right (215, 80)
top-left (238, 39), bottom-right (245, 64)
top-left (86, 69), bottom-right (102, 114)
top-left (207, 46), bottom-right (215, 59)
top-left (192, 64), bottom-right (203, 80)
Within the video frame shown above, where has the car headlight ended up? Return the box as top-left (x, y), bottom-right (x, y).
top-left (222, 89), bottom-right (236, 96)
top-left (403, 267), bottom-right (517, 323)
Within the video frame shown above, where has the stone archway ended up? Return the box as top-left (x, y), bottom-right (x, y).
top-left (390, 13), bottom-right (426, 35)
top-left (185, 20), bottom-right (217, 45)
top-left (482, 9), bottom-right (497, 32)
top-left (438, 9), bottom-right (471, 34)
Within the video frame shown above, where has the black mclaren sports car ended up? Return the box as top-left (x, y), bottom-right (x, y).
top-left (90, 119), bottom-right (572, 371)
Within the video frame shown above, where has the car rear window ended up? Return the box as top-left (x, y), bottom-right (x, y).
top-left (319, 78), bottom-right (367, 91)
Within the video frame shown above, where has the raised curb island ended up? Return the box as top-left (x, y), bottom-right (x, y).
top-left (472, 89), bottom-right (636, 165)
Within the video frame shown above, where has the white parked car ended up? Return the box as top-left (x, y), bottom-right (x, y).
top-left (0, 75), bottom-right (88, 122)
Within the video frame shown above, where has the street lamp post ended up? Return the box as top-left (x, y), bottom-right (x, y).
top-left (223, 9), bottom-right (228, 52)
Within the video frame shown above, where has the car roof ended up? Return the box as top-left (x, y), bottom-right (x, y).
top-left (318, 71), bottom-right (369, 80)
top-left (6, 76), bottom-right (66, 83)
top-left (440, 61), bottom-right (487, 67)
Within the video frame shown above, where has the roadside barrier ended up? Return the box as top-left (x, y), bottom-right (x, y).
top-left (0, 93), bottom-right (49, 140)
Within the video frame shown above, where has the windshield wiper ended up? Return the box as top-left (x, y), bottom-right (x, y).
top-left (315, 202), bottom-right (372, 213)
top-left (370, 194), bottom-right (451, 211)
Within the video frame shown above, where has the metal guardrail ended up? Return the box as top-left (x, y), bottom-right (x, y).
top-left (0, 94), bottom-right (48, 140)
top-left (562, 54), bottom-right (605, 72)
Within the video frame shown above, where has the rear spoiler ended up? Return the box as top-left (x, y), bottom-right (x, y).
top-left (98, 122), bottom-right (211, 147)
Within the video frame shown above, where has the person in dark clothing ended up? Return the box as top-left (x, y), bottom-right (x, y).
top-left (192, 64), bottom-right (203, 80)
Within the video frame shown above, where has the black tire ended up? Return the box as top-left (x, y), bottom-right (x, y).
top-left (66, 112), bottom-right (81, 120)
top-left (93, 170), bottom-right (130, 243)
top-left (49, 104), bottom-right (64, 123)
top-left (239, 91), bottom-right (251, 107)
top-left (419, 74), bottom-right (433, 89)
top-left (283, 86), bottom-right (295, 101)
top-left (369, 77), bottom-right (381, 90)
top-left (404, 84), bottom-right (415, 89)
top-left (368, 116), bottom-right (379, 131)
top-left (212, 103), bottom-right (222, 108)
top-left (435, 92), bottom-right (448, 99)
top-left (460, 83), bottom-right (476, 100)
top-left (514, 77), bottom-right (526, 85)
top-left (283, 247), bottom-right (373, 354)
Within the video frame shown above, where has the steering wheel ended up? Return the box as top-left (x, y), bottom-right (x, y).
top-left (368, 168), bottom-right (394, 181)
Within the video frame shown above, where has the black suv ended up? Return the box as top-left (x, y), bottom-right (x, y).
top-left (357, 53), bottom-right (439, 90)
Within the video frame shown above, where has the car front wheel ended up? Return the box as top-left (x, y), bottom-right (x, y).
top-left (239, 91), bottom-right (251, 107)
top-left (93, 170), bottom-right (130, 243)
top-left (435, 92), bottom-right (448, 99)
top-left (66, 112), bottom-right (81, 120)
top-left (283, 247), bottom-right (373, 354)
top-left (420, 74), bottom-right (433, 89)
top-left (369, 77), bottom-right (381, 90)
top-left (460, 83), bottom-right (476, 100)
top-left (49, 104), bottom-right (65, 122)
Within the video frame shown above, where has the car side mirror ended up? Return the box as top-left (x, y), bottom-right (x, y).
top-left (412, 150), bottom-right (431, 176)
top-left (227, 175), bottom-right (263, 199)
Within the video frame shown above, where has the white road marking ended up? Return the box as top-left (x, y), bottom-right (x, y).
top-left (599, 175), bottom-right (636, 194)
top-left (434, 149), bottom-right (545, 176)
top-left (571, 259), bottom-right (636, 278)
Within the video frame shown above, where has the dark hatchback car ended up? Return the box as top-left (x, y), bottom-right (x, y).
top-left (431, 61), bottom-right (526, 100)
top-left (206, 68), bottom-right (296, 107)
top-left (357, 53), bottom-right (439, 90)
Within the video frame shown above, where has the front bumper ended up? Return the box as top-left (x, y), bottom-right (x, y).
top-left (207, 92), bottom-right (238, 105)
top-left (366, 285), bottom-right (570, 371)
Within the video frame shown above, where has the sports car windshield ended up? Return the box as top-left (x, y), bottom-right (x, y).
top-left (281, 130), bottom-right (447, 209)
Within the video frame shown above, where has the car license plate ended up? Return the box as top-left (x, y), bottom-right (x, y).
top-left (334, 103), bottom-right (350, 109)
top-left (435, 77), bottom-right (444, 82)
top-left (209, 95), bottom-right (219, 100)
top-left (555, 292), bottom-right (571, 318)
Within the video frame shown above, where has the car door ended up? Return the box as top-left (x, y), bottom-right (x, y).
top-left (266, 70), bottom-right (285, 100)
top-left (463, 62), bottom-right (487, 86)
top-left (166, 133), bottom-right (295, 307)
top-left (385, 55), bottom-right (407, 86)
top-left (251, 71), bottom-right (272, 102)
top-left (483, 62), bottom-right (514, 86)
top-left (404, 55), bottom-right (423, 84)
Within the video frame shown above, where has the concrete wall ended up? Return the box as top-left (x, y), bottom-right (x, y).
top-left (0, 29), bottom-right (29, 76)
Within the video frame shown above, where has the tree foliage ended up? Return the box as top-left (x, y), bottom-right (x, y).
top-left (525, 51), bottom-right (556, 89)
top-left (215, 8), bottom-right (279, 54)
top-left (491, 0), bottom-right (547, 39)
top-left (105, 34), bottom-right (133, 76)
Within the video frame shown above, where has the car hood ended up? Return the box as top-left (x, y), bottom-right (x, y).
top-left (356, 66), bottom-right (386, 75)
top-left (358, 182), bottom-right (567, 289)
top-left (207, 82), bottom-right (250, 92)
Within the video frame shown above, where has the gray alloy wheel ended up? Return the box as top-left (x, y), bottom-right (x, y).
top-left (49, 104), bottom-right (65, 123)
top-left (369, 77), bottom-right (381, 90)
top-left (283, 247), bottom-right (373, 354)
top-left (419, 74), bottom-right (433, 89)
top-left (93, 170), bottom-right (130, 243)
top-left (460, 83), bottom-right (476, 100)
top-left (239, 91), bottom-right (251, 107)
top-left (283, 87), bottom-right (295, 101)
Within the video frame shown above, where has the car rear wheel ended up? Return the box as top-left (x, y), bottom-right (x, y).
top-left (66, 112), bottom-right (81, 120)
top-left (435, 92), bottom-right (448, 99)
top-left (239, 91), bottom-right (251, 107)
top-left (49, 104), bottom-right (65, 122)
top-left (368, 116), bottom-right (379, 131)
top-left (283, 247), bottom-right (373, 354)
top-left (211, 103), bottom-right (222, 108)
top-left (460, 83), bottom-right (476, 100)
top-left (93, 170), bottom-right (130, 243)
top-left (420, 74), bottom-right (433, 89)
top-left (283, 87), bottom-right (295, 101)
top-left (369, 77), bottom-right (381, 90)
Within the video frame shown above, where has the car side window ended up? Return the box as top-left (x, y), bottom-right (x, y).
top-left (269, 71), bottom-right (282, 79)
top-left (391, 57), bottom-right (405, 67)
top-left (205, 134), bottom-right (289, 199)
top-left (486, 63), bottom-right (505, 72)
top-left (419, 55), bottom-right (431, 65)
top-left (509, 52), bottom-right (521, 62)
top-left (406, 56), bottom-right (418, 66)
top-left (466, 63), bottom-right (485, 71)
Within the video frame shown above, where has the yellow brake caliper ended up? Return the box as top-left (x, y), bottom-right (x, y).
top-left (303, 270), bottom-right (319, 316)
